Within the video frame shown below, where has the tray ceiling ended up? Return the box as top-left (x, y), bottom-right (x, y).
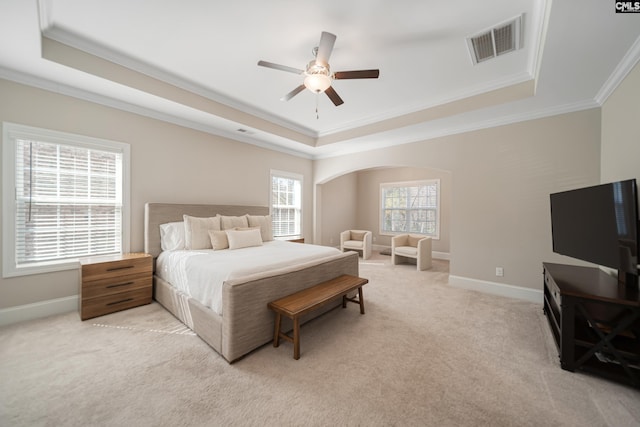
top-left (1, 0), bottom-right (639, 158)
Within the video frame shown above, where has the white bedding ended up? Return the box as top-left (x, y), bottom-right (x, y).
top-left (156, 240), bottom-right (343, 315)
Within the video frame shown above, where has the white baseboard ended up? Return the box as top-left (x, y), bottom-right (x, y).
top-left (448, 275), bottom-right (542, 303)
top-left (432, 251), bottom-right (450, 261)
top-left (0, 295), bottom-right (78, 327)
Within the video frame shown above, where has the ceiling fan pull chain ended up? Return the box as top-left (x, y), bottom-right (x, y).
top-left (316, 94), bottom-right (320, 119)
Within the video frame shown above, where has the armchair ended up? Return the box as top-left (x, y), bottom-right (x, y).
top-left (340, 230), bottom-right (372, 260)
top-left (391, 234), bottom-right (432, 271)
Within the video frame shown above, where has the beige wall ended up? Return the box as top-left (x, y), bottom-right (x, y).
top-left (319, 167), bottom-right (451, 253)
top-left (318, 173), bottom-right (358, 247)
top-left (0, 79), bottom-right (313, 309)
top-left (601, 61), bottom-right (640, 185)
top-left (315, 109), bottom-right (602, 291)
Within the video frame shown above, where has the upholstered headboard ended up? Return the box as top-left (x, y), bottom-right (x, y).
top-left (144, 203), bottom-right (270, 259)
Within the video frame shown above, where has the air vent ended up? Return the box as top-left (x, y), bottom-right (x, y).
top-left (467, 15), bottom-right (522, 65)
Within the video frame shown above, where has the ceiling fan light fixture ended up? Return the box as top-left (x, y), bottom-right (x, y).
top-left (304, 73), bottom-right (332, 93)
top-left (257, 31), bottom-right (378, 106)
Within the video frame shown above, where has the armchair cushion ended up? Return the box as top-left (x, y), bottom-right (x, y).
top-left (344, 240), bottom-right (364, 249)
top-left (350, 230), bottom-right (367, 241)
top-left (394, 246), bottom-right (418, 257)
top-left (408, 235), bottom-right (423, 247)
top-left (392, 234), bottom-right (408, 247)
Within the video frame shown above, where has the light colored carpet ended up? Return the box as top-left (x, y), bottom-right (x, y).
top-left (1, 253), bottom-right (639, 426)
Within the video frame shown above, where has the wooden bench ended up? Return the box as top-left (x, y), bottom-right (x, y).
top-left (267, 274), bottom-right (368, 360)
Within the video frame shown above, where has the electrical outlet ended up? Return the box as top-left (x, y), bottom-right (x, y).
top-left (373, 236), bottom-right (377, 242)
top-left (496, 267), bottom-right (504, 277)
top-left (330, 237), bottom-right (334, 245)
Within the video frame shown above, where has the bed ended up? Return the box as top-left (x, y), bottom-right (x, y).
top-left (144, 203), bottom-right (359, 362)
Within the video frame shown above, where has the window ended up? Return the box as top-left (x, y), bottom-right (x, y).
top-left (380, 180), bottom-right (440, 238)
top-left (270, 170), bottom-right (302, 238)
top-left (3, 123), bottom-right (130, 277)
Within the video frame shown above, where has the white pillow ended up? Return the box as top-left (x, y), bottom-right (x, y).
top-left (219, 214), bottom-right (249, 230)
top-left (208, 230), bottom-right (229, 250)
top-left (159, 221), bottom-right (185, 251)
top-left (247, 214), bottom-right (273, 241)
top-left (226, 228), bottom-right (263, 250)
top-left (183, 215), bottom-right (221, 250)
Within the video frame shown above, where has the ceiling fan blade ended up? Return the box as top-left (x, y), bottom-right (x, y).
top-left (325, 86), bottom-right (344, 106)
top-left (315, 31), bottom-right (336, 67)
top-left (257, 60), bottom-right (304, 75)
top-left (334, 69), bottom-right (380, 79)
top-left (281, 84), bottom-right (306, 101)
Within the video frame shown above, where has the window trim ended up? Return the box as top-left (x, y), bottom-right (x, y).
top-left (269, 169), bottom-right (303, 239)
top-left (379, 179), bottom-right (440, 239)
top-left (2, 122), bottom-right (131, 278)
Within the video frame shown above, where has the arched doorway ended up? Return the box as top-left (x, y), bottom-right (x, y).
top-left (316, 165), bottom-right (451, 259)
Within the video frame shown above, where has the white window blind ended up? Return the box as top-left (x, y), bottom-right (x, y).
top-left (380, 180), bottom-right (440, 238)
top-left (271, 171), bottom-right (302, 238)
top-left (3, 123), bottom-right (130, 277)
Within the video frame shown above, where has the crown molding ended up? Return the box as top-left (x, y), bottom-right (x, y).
top-left (0, 67), bottom-right (314, 160)
top-left (316, 71), bottom-right (535, 138)
top-left (312, 99), bottom-right (600, 160)
top-left (1, 62), bottom-right (602, 163)
top-left (41, 25), bottom-right (318, 139)
top-left (39, 23), bottom-right (542, 144)
top-left (5, 63), bottom-right (602, 163)
top-left (595, 34), bottom-right (640, 105)
top-left (528, 0), bottom-right (553, 87)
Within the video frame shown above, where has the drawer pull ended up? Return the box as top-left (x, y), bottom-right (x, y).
top-left (106, 298), bottom-right (134, 306)
top-left (106, 265), bottom-right (135, 272)
top-left (106, 281), bottom-right (134, 289)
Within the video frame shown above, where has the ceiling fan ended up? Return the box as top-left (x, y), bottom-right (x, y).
top-left (257, 31), bottom-right (380, 107)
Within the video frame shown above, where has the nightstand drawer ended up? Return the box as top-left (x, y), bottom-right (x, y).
top-left (82, 255), bottom-right (152, 282)
top-left (79, 253), bottom-right (153, 320)
top-left (81, 287), bottom-right (152, 320)
top-left (82, 273), bottom-right (152, 299)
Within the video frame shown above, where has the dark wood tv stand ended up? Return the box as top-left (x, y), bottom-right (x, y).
top-left (543, 262), bottom-right (640, 388)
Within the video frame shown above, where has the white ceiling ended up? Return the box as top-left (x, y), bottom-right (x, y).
top-left (1, 0), bottom-right (639, 159)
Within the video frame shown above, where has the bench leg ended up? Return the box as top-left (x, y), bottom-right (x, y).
top-left (273, 313), bottom-right (281, 348)
top-left (358, 287), bottom-right (365, 314)
top-left (342, 295), bottom-right (347, 308)
top-left (293, 317), bottom-right (301, 360)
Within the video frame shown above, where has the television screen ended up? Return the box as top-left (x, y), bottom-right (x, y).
top-left (550, 179), bottom-right (638, 273)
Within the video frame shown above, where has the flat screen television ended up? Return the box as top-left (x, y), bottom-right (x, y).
top-left (550, 179), bottom-right (639, 287)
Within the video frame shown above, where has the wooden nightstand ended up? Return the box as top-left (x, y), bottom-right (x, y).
top-left (79, 253), bottom-right (153, 320)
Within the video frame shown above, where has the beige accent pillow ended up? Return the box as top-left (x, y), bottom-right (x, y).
top-left (219, 215), bottom-right (249, 230)
top-left (350, 231), bottom-right (366, 241)
top-left (247, 215), bottom-right (273, 241)
top-left (183, 215), bottom-right (221, 250)
top-left (208, 230), bottom-right (229, 250)
top-left (226, 228), bottom-right (263, 250)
